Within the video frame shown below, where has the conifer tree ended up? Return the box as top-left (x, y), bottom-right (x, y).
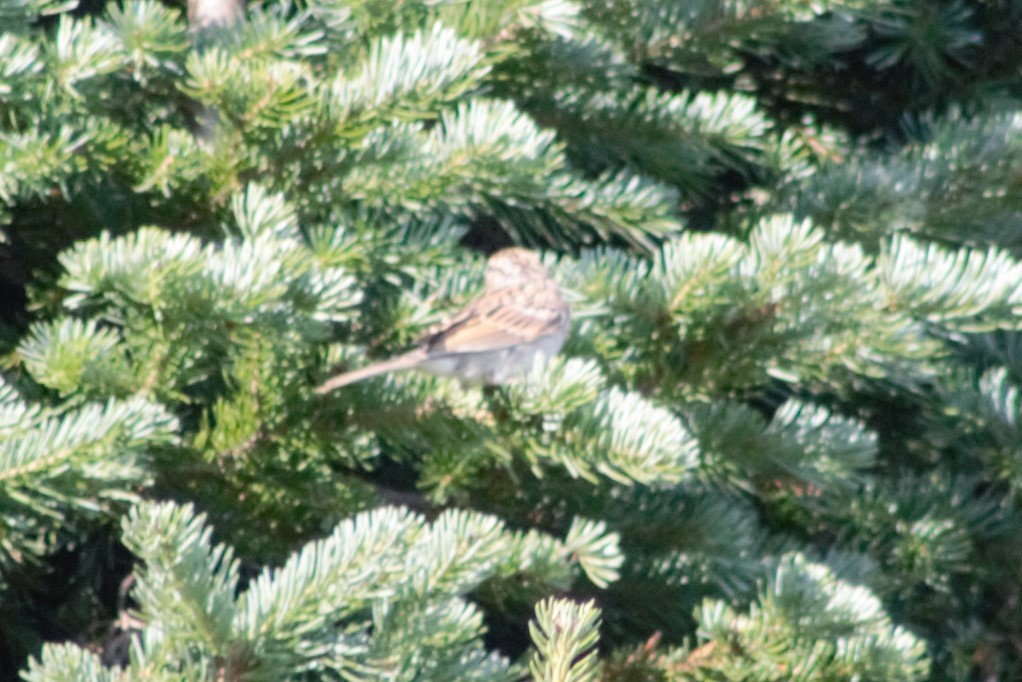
top-left (2, 0), bottom-right (1022, 680)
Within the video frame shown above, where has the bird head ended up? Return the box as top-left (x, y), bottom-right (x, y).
top-left (484, 247), bottom-right (548, 290)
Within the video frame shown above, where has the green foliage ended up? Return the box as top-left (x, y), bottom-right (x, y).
top-left (529, 598), bottom-right (602, 682)
top-left (23, 500), bottom-right (618, 680)
top-left (684, 553), bottom-right (930, 681)
top-left (0, 377), bottom-right (176, 569)
top-left (2, 0), bottom-right (1022, 679)
top-left (784, 110), bottom-right (1022, 249)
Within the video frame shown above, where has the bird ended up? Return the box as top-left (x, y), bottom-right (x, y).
top-left (314, 247), bottom-right (571, 393)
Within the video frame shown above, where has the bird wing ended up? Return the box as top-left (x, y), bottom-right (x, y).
top-left (418, 288), bottom-right (567, 354)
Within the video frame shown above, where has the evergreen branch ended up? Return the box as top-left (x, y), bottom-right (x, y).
top-left (624, 487), bottom-right (764, 598)
top-left (862, 0), bottom-right (980, 86)
top-left (15, 502), bottom-right (608, 680)
top-left (952, 330), bottom-right (1022, 385)
top-left (21, 643), bottom-right (119, 682)
top-left (231, 4), bottom-right (326, 61)
top-left (493, 29), bottom-right (635, 96)
top-left (343, 99), bottom-right (561, 204)
top-left (495, 518), bottom-right (622, 592)
top-left (502, 48), bottom-right (773, 196)
top-left (0, 32), bottom-right (43, 95)
top-left (514, 471), bottom-right (764, 600)
top-left (562, 518), bottom-right (622, 588)
top-left (46, 15), bottom-right (122, 96)
top-left (880, 235), bottom-right (1022, 331)
top-left (691, 553), bottom-right (929, 680)
top-left (684, 400), bottom-right (785, 485)
top-left (536, 171), bottom-right (683, 250)
top-left (303, 210), bottom-right (465, 303)
top-left (0, 128), bottom-right (85, 205)
top-left (553, 246), bottom-right (649, 317)
top-left (344, 99), bottom-right (682, 249)
top-left (784, 110), bottom-right (1022, 248)
top-left (18, 318), bottom-right (133, 396)
top-left (555, 388), bottom-right (698, 486)
top-left (582, 0), bottom-right (870, 78)
top-left (407, 509), bottom-right (519, 595)
top-left (508, 356), bottom-right (604, 431)
top-left (419, 0), bottom-right (584, 43)
top-left (765, 399), bottom-right (877, 489)
top-left (59, 227), bottom-right (204, 311)
top-left (819, 472), bottom-right (1010, 592)
top-left (362, 597), bottom-right (513, 681)
top-left (582, 88), bottom-right (770, 192)
top-left (977, 367), bottom-right (1022, 436)
top-left (232, 506), bottom-right (423, 673)
top-left (0, 397), bottom-right (176, 519)
top-left (133, 125), bottom-right (204, 197)
top-left (558, 216), bottom-right (945, 396)
top-left (58, 223), bottom-right (361, 330)
top-left (325, 22), bottom-right (489, 127)
top-left (101, 0), bottom-right (189, 84)
top-left (528, 597), bottom-right (602, 682)
top-left (748, 216), bottom-right (938, 384)
top-left (685, 396), bottom-right (876, 494)
top-left (228, 505), bottom-right (608, 678)
top-left (229, 182), bottom-right (301, 241)
top-left (0, 0), bottom-right (76, 29)
top-left (0, 377), bottom-right (46, 435)
top-left (0, 391), bottom-right (174, 574)
top-left (121, 501), bottom-right (240, 661)
top-left (656, 231), bottom-right (746, 317)
top-left (510, 0), bottom-right (584, 40)
top-left (304, 0), bottom-right (462, 51)
top-left (181, 49), bottom-right (316, 129)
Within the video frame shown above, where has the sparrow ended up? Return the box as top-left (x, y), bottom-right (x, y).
top-left (314, 248), bottom-right (571, 393)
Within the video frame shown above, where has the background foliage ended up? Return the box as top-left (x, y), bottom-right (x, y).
top-left (2, 0), bottom-right (1022, 679)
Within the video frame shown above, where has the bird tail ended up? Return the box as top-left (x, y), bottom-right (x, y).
top-left (314, 350), bottom-right (425, 394)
